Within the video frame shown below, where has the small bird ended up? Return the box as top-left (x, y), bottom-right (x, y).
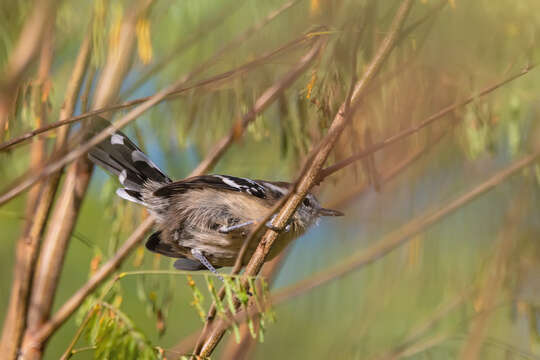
top-left (88, 118), bottom-right (343, 276)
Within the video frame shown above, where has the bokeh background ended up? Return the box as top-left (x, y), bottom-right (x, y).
top-left (1, 0), bottom-right (540, 359)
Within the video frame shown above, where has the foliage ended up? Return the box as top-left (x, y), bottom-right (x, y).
top-left (1, 0), bottom-right (540, 359)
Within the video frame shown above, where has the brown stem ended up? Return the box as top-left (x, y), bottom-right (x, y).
top-left (458, 187), bottom-right (531, 358)
top-left (194, 0), bottom-right (415, 357)
top-left (173, 120), bottom-right (448, 357)
top-left (120, 0), bottom-right (247, 99)
top-left (317, 63), bottom-right (536, 182)
top-left (0, 31), bottom-right (309, 154)
top-left (121, 0), bottom-right (298, 99)
top-left (19, 2), bottom-right (153, 359)
top-left (0, 29), bottom-right (91, 360)
top-left (371, 289), bottom-right (472, 360)
top-left (219, 253), bottom-right (289, 360)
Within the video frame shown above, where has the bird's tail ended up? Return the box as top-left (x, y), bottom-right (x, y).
top-left (87, 117), bottom-right (171, 207)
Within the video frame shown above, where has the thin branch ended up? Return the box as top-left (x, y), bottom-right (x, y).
top-left (317, 63), bottom-right (536, 182)
top-left (192, 37), bottom-right (324, 174)
top-left (121, 0), bottom-right (299, 99)
top-left (183, 145), bottom-right (540, 353)
top-left (59, 305), bottom-right (100, 360)
top-left (24, 216), bottom-right (154, 349)
top-left (194, 0), bottom-right (415, 357)
top-left (120, 0), bottom-right (248, 99)
top-left (371, 289), bottom-right (472, 360)
top-left (0, 32), bottom-right (310, 153)
top-left (172, 127), bottom-right (448, 356)
top-left (187, 37), bottom-right (327, 355)
top-left (219, 253), bottom-right (289, 360)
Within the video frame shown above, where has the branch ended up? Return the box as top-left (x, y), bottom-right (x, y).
top-left (183, 145), bottom-right (540, 353)
top-left (370, 289), bottom-right (472, 360)
top-left (121, 0), bottom-right (299, 99)
top-left (120, 0), bottom-right (248, 99)
top-left (0, 31), bottom-right (310, 153)
top-left (458, 188), bottom-right (531, 359)
top-left (194, 0), bottom-right (415, 357)
top-left (173, 118), bottom-right (450, 357)
top-left (26, 217), bottom-right (154, 347)
top-left (316, 63), bottom-right (536, 182)
top-left (192, 37), bottom-right (325, 175)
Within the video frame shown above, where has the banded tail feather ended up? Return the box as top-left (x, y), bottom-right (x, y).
top-left (87, 117), bottom-right (171, 212)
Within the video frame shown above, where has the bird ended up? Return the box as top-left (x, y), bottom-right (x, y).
top-left (87, 118), bottom-right (343, 276)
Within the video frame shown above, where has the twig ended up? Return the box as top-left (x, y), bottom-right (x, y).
top-left (25, 217), bottom-right (154, 349)
top-left (317, 63), bottom-right (536, 182)
top-left (192, 35), bottom-right (333, 342)
top-left (182, 145), bottom-right (540, 353)
top-left (120, 0), bottom-right (248, 99)
top-left (0, 31), bottom-right (310, 153)
top-left (194, 0), bottom-right (415, 357)
top-left (219, 253), bottom-right (289, 360)
top-left (190, 37), bottom-right (326, 355)
top-left (370, 288), bottom-right (472, 360)
top-left (171, 125), bottom-right (450, 357)
top-left (59, 305), bottom-right (100, 360)
top-left (122, 0), bottom-right (299, 99)
top-left (192, 36), bottom-right (324, 175)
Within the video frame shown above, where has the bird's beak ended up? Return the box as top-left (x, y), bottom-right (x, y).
top-left (318, 207), bottom-right (344, 217)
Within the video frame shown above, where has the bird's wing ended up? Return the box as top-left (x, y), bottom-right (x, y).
top-left (153, 175), bottom-right (269, 199)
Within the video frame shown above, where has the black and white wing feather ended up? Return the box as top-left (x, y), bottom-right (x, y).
top-left (153, 175), bottom-right (271, 199)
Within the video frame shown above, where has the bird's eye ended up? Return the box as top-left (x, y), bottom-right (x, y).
top-left (302, 198), bottom-right (310, 207)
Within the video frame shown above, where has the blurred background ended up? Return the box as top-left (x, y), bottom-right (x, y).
top-left (1, 0), bottom-right (540, 359)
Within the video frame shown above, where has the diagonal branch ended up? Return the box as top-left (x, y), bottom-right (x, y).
top-left (121, 0), bottom-right (299, 99)
top-left (0, 20), bottom-right (73, 360)
top-left (192, 37), bottom-right (325, 175)
top-left (184, 144), bottom-right (540, 351)
top-left (193, 0), bottom-right (415, 357)
top-left (0, 31), bottom-right (311, 154)
top-left (120, 0), bottom-right (248, 99)
top-left (317, 63), bottom-right (536, 182)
